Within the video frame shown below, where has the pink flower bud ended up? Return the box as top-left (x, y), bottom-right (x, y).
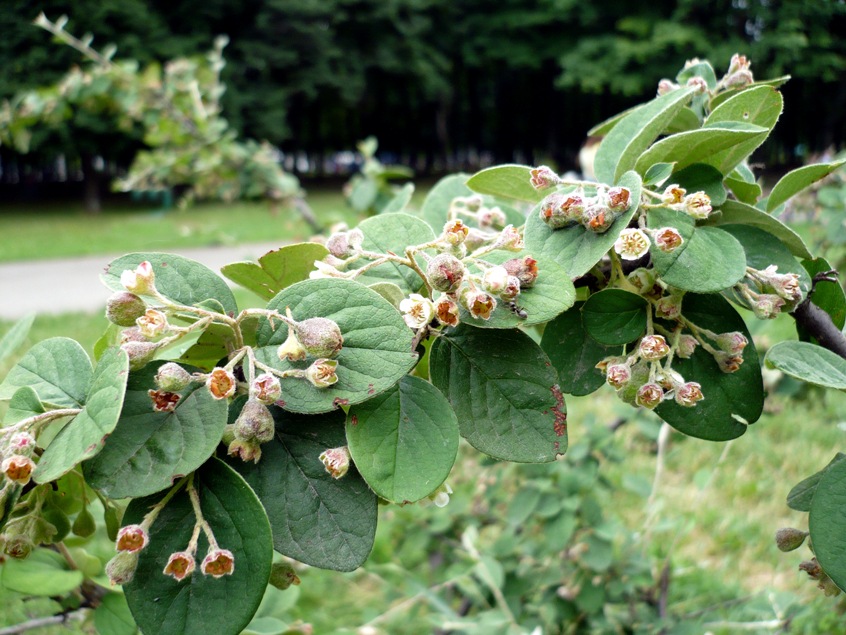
top-left (306, 359), bottom-right (339, 388)
top-left (684, 191), bottom-right (712, 219)
top-left (155, 362), bottom-right (193, 392)
top-left (503, 256), bottom-right (539, 288)
top-left (715, 331), bottom-right (748, 355)
top-left (605, 363), bottom-right (631, 388)
top-left (636, 383), bottom-right (665, 409)
top-left (400, 293), bottom-right (435, 329)
top-left (294, 317), bottom-right (344, 358)
top-left (201, 548), bottom-right (235, 578)
top-left (120, 261), bottom-right (156, 295)
top-left (442, 219), bottom-right (470, 246)
top-left (675, 382), bottom-right (704, 407)
top-left (653, 227), bottom-right (684, 252)
top-left (8, 432), bottom-right (36, 457)
top-left (530, 165), bottom-right (559, 190)
top-left (605, 187), bottom-right (631, 212)
top-left (319, 446), bottom-right (351, 479)
top-left (477, 206), bottom-right (506, 229)
top-left (677, 334), bottom-right (698, 358)
top-left (462, 290), bottom-right (496, 320)
top-left (686, 76), bottom-right (709, 94)
top-left (207, 368), bottom-right (237, 400)
top-left (639, 335), bottom-right (670, 361)
top-left (482, 266), bottom-right (510, 294)
top-left (105, 292), bottom-right (147, 327)
top-left (106, 551), bottom-right (139, 585)
top-left (614, 228), bottom-right (651, 261)
top-left (163, 551), bottom-right (196, 581)
top-left (136, 309), bottom-right (169, 339)
top-left (657, 79), bottom-right (679, 95)
top-left (427, 253), bottom-right (465, 293)
top-left (116, 524), bottom-right (149, 553)
top-left (148, 389), bottom-right (181, 412)
top-left (727, 53), bottom-right (751, 75)
top-left (252, 373), bottom-right (282, 404)
top-left (1, 455), bottom-right (35, 485)
top-left (434, 295), bottom-right (460, 327)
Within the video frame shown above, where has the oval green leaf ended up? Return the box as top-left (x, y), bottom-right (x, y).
top-left (671, 163), bottom-right (727, 206)
top-left (709, 200), bottom-right (812, 259)
top-left (430, 325), bottom-right (566, 463)
top-left (421, 173), bottom-right (472, 233)
top-left (0, 337), bottom-right (92, 408)
top-left (221, 243), bottom-right (330, 301)
top-left (581, 289), bottom-right (648, 345)
top-left (809, 457), bottom-right (846, 592)
top-left (35, 347), bottom-right (130, 484)
top-left (3, 385), bottom-right (44, 425)
top-left (0, 548), bottom-right (83, 596)
top-left (765, 341), bottom-right (846, 390)
top-left (254, 278), bottom-right (417, 414)
top-left (766, 159), bottom-right (846, 212)
top-left (94, 593), bottom-right (137, 635)
top-left (346, 375), bottom-right (459, 503)
top-left (124, 459), bottom-right (273, 635)
top-left (102, 252), bottom-right (238, 315)
top-left (788, 454), bottom-right (846, 512)
top-left (0, 313), bottom-right (34, 368)
top-left (799, 258), bottom-right (846, 342)
top-left (228, 408), bottom-right (378, 572)
top-left (466, 164), bottom-right (545, 204)
top-left (83, 362), bottom-right (228, 498)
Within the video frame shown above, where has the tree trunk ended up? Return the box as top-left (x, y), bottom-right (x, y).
top-left (81, 153), bottom-right (101, 214)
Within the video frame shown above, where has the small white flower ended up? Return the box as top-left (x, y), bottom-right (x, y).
top-left (482, 266), bottom-right (510, 294)
top-left (136, 309), bottom-right (168, 339)
top-left (399, 293), bottom-right (434, 329)
top-left (120, 261), bottom-right (155, 295)
top-left (614, 228), bottom-right (651, 261)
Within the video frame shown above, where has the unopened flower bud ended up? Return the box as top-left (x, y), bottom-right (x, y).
top-left (306, 359), bottom-right (339, 388)
top-left (724, 69), bottom-right (754, 88)
top-left (530, 165), bottom-right (559, 190)
top-left (252, 373), bottom-right (282, 404)
top-left (715, 331), bottom-right (748, 355)
top-left (443, 219), bottom-right (470, 245)
top-left (136, 309), bottom-right (168, 339)
top-left (760, 265), bottom-right (802, 303)
top-left (294, 317), bottom-right (344, 358)
top-left (234, 399), bottom-right (275, 444)
top-left (427, 253), bottom-right (465, 293)
top-left (503, 256), bottom-right (539, 288)
top-left (727, 53), bottom-right (750, 76)
top-left (657, 79), bottom-right (679, 95)
top-left (228, 438), bottom-right (262, 463)
top-left (106, 551), bottom-right (139, 585)
top-left (714, 351), bottom-right (744, 373)
top-left (120, 261), bottom-right (156, 295)
top-left (605, 187), bottom-right (631, 212)
top-left (636, 383), bottom-right (665, 409)
top-left (462, 290), bottom-right (496, 320)
top-left (201, 548), bottom-right (235, 578)
top-left (148, 389), bottom-right (180, 412)
top-left (654, 295), bottom-right (682, 319)
top-left (326, 229), bottom-right (363, 259)
top-left (1, 455), bottom-right (35, 485)
top-left (400, 293), bottom-right (435, 329)
top-left (163, 551), bottom-right (196, 581)
top-left (154, 362), bottom-right (192, 392)
top-left (606, 363), bottom-right (632, 389)
top-left (434, 295), bottom-right (460, 327)
top-left (639, 335), bottom-right (670, 361)
top-left (269, 561), bottom-right (301, 590)
top-left (582, 204), bottom-right (615, 233)
top-left (776, 527), bottom-right (808, 552)
top-left (477, 206), bottom-right (506, 229)
top-left (5, 535), bottom-right (34, 559)
top-left (677, 334), bottom-right (698, 358)
top-left (753, 294), bottom-right (785, 319)
top-left (8, 432), bottom-right (36, 457)
top-left (539, 192), bottom-right (583, 229)
top-left (429, 483), bottom-right (453, 508)
top-left (278, 328), bottom-right (308, 362)
top-left (482, 266), bottom-right (510, 294)
top-left (494, 225), bottom-right (524, 251)
top-left (686, 76), bottom-right (709, 94)
top-left (319, 446), bottom-right (351, 479)
top-left (675, 382), bottom-right (704, 407)
top-left (614, 228), bottom-right (651, 261)
top-left (106, 292), bottom-right (147, 327)
top-left (627, 268), bottom-right (657, 293)
top-left (116, 524), bottom-right (149, 553)
top-left (121, 341), bottom-right (159, 371)
top-left (207, 367), bottom-right (237, 400)
top-left (652, 227), bottom-right (684, 252)
top-left (684, 191), bottom-right (712, 219)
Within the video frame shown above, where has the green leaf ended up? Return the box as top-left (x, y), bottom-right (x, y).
top-left (524, 170), bottom-right (642, 278)
top-left (0, 313), bottom-right (34, 367)
top-left (83, 362), bottom-right (228, 498)
top-left (540, 303), bottom-right (622, 396)
top-left (725, 164), bottom-right (762, 204)
top-left (588, 102), bottom-right (698, 138)
top-left (766, 160), bottom-right (846, 212)
top-left (254, 278), bottom-right (417, 414)
top-left (671, 163), bottom-right (727, 206)
top-left (367, 282), bottom-right (406, 309)
top-left (809, 456), bottom-right (846, 592)
top-left (124, 459), bottom-right (272, 635)
top-left (381, 182), bottom-right (415, 214)
top-left (228, 409), bottom-right (378, 572)
top-left (346, 375), bottom-right (459, 503)
top-left (788, 454), bottom-right (846, 512)
top-left (718, 224), bottom-right (811, 294)
top-left (799, 258), bottom-right (846, 342)
top-left (765, 341), bottom-right (846, 390)
top-left (94, 593), bottom-right (137, 635)
top-left (430, 325), bottom-right (566, 462)
top-left (0, 337), bottom-right (92, 408)
top-left (421, 173), bottom-right (473, 233)
top-left (177, 323), bottom-right (236, 372)
top-left (593, 88), bottom-right (694, 184)
top-left (459, 253), bottom-right (575, 329)
top-left (3, 386), bottom-right (44, 425)
top-left (466, 164), bottom-right (545, 204)
top-left (655, 294), bottom-right (763, 441)
top-left (221, 243), bottom-right (330, 301)
top-left (581, 289), bottom-right (647, 345)
top-left (35, 347), bottom-right (130, 484)
top-left (708, 76), bottom-right (791, 110)
top-left (634, 124), bottom-right (766, 176)
top-left (353, 214), bottom-right (434, 293)
top-left (643, 162), bottom-right (675, 187)
top-left (0, 548), bottom-right (83, 596)
top-left (648, 209), bottom-right (747, 293)
top-left (102, 253), bottom-right (238, 315)
top-left (709, 200), bottom-right (812, 259)
top-left (703, 86), bottom-right (783, 175)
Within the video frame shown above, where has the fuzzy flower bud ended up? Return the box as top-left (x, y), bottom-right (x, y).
top-left (154, 362), bottom-right (192, 392)
top-left (677, 334), bottom-right (698, 359)
top-left (163, 551), bottom-right (196, 581)
top-left (503, 256), bottom-right (539, 288)
top-left (652, 227), bottom-right (684, 252)
top-left (636, 383), bottom-right (665, 409)
top-left (442, 219), bottom-right (470, 246)
top-left (1, 455), bottom-right (35, 485)
top-left (605, 187), bottom-right (631, 212)
top-left (207, 367), bottom-right (237, 400)
top-left (530, 165), bottom-right (559, 190)
top-left (494, 225), bottom-right (524, 251)
top-left (657, 79), bottom-right (680, 95)
top-left (234, 399), bottom-right (276, 444)
top-left (325, 229), bottom-right (363, 259)
top-left (8, 432), bottom-right (36, 457)
top-left (319, 446), bottom-right (351, 479)
top-left (120, 261), bottom-right (156, 295)
top-left (760, 265), bottom-right (802, 303)
top-left (675, 382), bottom-right (704, 407)
top-left (477, 206), bottom-right (506, 229)
top-left (654, 295), bottom-right (682, 320)
top-left (294, 317), bottom-right (345, 359)
top-left (306, 359), bottom-right (339, 388)
top-left (724, 54), bottom-right (754, 87)
top-left (753, 294), bottom-right (785, 319)
top-left (684, 192), bottom-right (712, 219)
top-left (116, 524), bottom-right (149, 553)
top-left (252, 373), bottom-right (282, 404)
top-left (686, 76), bottom-right (709, 94)
top-left (106, 292), bottom-right (147, 327)
top-left (148, 389), bottom-right (180, 412)
top-left (639, 335), bottom-right (670, 361)
top-left (106, 551), bottom-right (139, 585)
top-left (605, 363), bottom-right (632, 389)
top-left (776, 527), bottom-right (808, 552)
top-left (201, 548), bottom-right (235, 578)
top-left (582, 205), bottom-right (615, 233)
top-left (539, 192), bottom-right (583, 229)
top-left (136, 309), bottom-right (168, 339)
top-left (715, 331), bottom-right (748, 355)
top-left (482, 266), bottom-right (510, 294)
top-left (269, 561), bottom-right (301, 590)
top-left (400, 293), bottom-right (435, 329)
top-left (614, 228), bottom-right (651, 261)
top-left (434, 295), bottom-right (460, 327)
top-left (462, 290), bottom-right (496, 320)
top-left (426, 253), bottom-right (465, 293)
top-left (121, 341), bottom-right (159, 371)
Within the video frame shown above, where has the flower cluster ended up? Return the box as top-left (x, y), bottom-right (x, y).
top-left (736, 264), bottom-right (804, 319)
top-left (539, 185), bottom-right (632, 234)
top-left (660, 184), bottom-right (712, 219)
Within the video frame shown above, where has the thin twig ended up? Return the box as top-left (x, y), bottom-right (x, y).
top-left (0, 611), bottom-right (83, 635)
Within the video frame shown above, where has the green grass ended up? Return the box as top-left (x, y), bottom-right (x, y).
top-left (0, 188), bottom-right (358, 263)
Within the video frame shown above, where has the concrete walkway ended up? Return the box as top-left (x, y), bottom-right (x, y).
top-left (0, 242), bottom-right (286, 320)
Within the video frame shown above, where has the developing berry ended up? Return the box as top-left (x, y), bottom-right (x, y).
top-left (227, 438), bottom-right (262, 463)
top-left (503, 256), bottom-right (539, 288)
top-left (715, 331), bottom-right (748, 355)
top-left (234, 399), bottom-right (276, 444)
top-left (163, 551), bottom-right (196, 581)
top-left (121, 341), bottom-right (159, 371)
top-left (106, 291), bottom-right (147, 327)
top-left (539, 192), bottom-right (583, 229)
top-left (294, 317), bottom-right (344, 358)
top-left (426, 253), bottom-right (465, 293)
top-left (106, 551), bottom-right (139, 585)
top-left (201, 548), bottom-right (235, 578)
top-left (753, 294), bottom-right (785, 319)
top-left (776, 527), bottom-right (808, 552)
top-left (582, 204), bottom-right (615, 233)
top-left (269, 561), bottom-right (301, 590)
top-left (155, 362), bottom-right (193, 392)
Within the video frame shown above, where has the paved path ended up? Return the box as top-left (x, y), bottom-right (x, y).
top-left (0, 242), bottom-right (285, 320)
